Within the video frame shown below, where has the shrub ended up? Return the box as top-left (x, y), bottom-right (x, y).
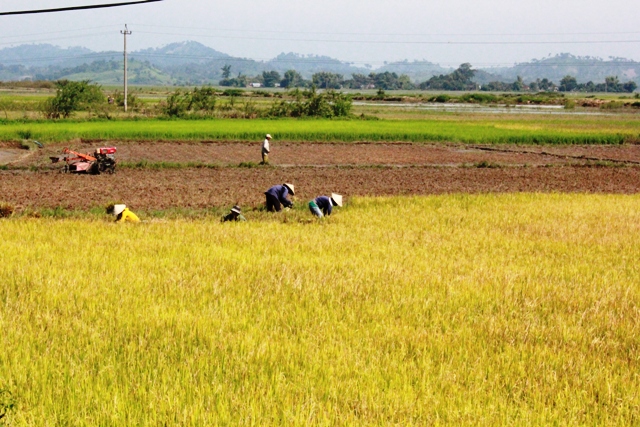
top-left (460, 93), bottom-right (497, 103)
top-left (42, 80), bottom-right (105, 119)
top-left (268, 87), bottom-right (352, 118)
top-left (111, 90), bottom-right (142, 111)
top-left (162, 87), bottom-right (218, 117)
top-left (600, 101), bottom-right (624, 110)
top-left (0, 202), bottom-right (15, 218)
top-left (161, 90), bottom-right (191, 117)
top-left (222, 89), bottom-right (243, 97)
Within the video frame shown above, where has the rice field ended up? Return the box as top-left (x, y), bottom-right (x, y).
top-left (0, 115), bottom-right (638, 144)
top-left (1, 194), bottom-right (639, 426)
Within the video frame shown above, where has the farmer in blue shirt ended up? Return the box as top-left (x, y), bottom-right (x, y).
top-left (264, 183), bottom-right (295, 212)
top-left (309, 193), bottom-right (343, 218)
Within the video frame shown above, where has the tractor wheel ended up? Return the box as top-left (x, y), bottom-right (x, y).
top-left (88, 162), bottom-right (100, 175)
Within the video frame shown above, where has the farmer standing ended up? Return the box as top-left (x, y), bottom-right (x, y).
top-left (309, 193), bottom-right (342, 218)
top-left (261, 134), bottom-right (272, 164)
top-left (108, 204), bottom-right (140, 223)
top-left (264, 183), bottom-right (295, 212)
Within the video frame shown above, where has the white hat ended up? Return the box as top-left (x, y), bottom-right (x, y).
top-left (284, 183), bottom-right (295, 195)
top-left (231, 205), bottom-right (242, 214)
top-left (113, 204), bottom-right (126, 216)
top-left (331, 193), bottom-right (343, 207)
top-left (266, 134), bottom-right (272, 139)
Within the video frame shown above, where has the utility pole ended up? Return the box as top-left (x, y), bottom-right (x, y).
top-left (121, 24), bottom-right (132, 112)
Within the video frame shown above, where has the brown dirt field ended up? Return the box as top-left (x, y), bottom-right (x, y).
top-left (1, 166), bottom-right (639, 211)
top-left (8, 141), bottom-right (640, 169)
top-left (0, 148), bottom-right (27, 164)
top-left (2, 141), bottom-right (639, 211)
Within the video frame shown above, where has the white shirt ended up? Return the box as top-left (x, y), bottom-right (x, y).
top-left (262, 138), bottom-right (270, 154)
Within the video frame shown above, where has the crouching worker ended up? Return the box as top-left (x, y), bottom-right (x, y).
top-left (221, 205), bottom-right (246, 222)
top-left (309, 193), bottom-right (343, 218)
top-left (107, 204), bottom-right (140, 223)
top-left (264, 183), bottom-right (295, 212)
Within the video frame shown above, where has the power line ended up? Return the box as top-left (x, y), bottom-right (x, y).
top-left (0, 25), bottom-right (120, 40)
top-left (130, 23), bottom-right (640, 38)
top-left (0, 32), bottom-right (116, 47)
top-left (0, 1), bottom-right (162, 16)
top-left (135, 30), bottom-right (640, 45)
top-left (3, 51), bottom-right (639, 69)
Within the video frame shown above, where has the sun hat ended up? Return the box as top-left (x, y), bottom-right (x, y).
top-left (266, 134), bottom-right (272, 139)
top-left (331, 193), bottom-right (343, 207)
top-left (283, 183), bottom-right (295, 195)
top-left (113, 204), bottom-right (126, 216)
top-left (231, 205), bottom-right (242, 214)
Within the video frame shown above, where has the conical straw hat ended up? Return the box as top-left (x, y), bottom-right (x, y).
top-left (284, 183), bottom-right (295, 195)
top-left (113, 204), bottom-right (126, 216)
top-left (331, 193), bottom-right (343, 207)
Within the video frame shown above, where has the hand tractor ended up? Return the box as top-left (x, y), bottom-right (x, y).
top-left (50, 147), bottom-right (117, 174)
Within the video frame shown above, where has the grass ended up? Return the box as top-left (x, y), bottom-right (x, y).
top-left (0, 116), bottom-right (638, 144)
top-left (1, 194), bottom-right (640, 425)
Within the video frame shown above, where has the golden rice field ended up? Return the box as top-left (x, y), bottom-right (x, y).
top-left (1, 194), bottom-right (640, 426)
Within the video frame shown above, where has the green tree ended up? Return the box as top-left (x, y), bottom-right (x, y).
top-left (262, 70), bottom-right (281, 88)
top-left (605, 76), bottom-right (620, 92)
top-left (312, 72), bottom-right (343, 89)
top-left (221, 65), bottom-right (231, 79)
top-left (511, 76), bottom-right (526, 92)
top-left (281, 70), bottom-right (305, 88)
top-left (623, 81), bottom-right (637, 93)
top-left (350, 73), bottom-right (372, 89)
top-left (43, 80), bottom-right (105, 119)
top-left (559, 75), bottom-right (578, 92)
top-left (420, 63), bottom-right (476, 91)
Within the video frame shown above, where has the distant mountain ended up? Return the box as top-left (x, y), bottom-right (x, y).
top-left (263, 53), bottom-right (369, 78)
top-left (1, 43), bottom-right (638, 87)
top-left (484, 53), bottom-right (640, 85)
top-left (132, 41), bottom-right (230, 67)
top-left (376, 60), bottom-right (452, 82)
top-left (34, 59), bottom-right (171, 86)
top-left (0, 44), bottom-right (94, 67)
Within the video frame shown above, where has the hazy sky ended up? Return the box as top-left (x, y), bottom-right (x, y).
top-left (1, 0), bottom-right (639, 68)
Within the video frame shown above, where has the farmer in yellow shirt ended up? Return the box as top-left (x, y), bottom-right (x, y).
top-left (108, 204), bottom-right (140, 223)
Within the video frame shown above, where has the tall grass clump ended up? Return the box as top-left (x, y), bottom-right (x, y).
top-left (1, 194), bottom-right (640, 425)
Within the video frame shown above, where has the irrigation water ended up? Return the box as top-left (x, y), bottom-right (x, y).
top-left (354, 102), bottom-right (613, 115)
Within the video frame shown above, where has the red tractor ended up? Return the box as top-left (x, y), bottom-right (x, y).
top-left (51, 147), bottom-right (117, 174)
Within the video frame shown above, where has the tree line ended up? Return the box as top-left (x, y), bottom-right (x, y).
top-left (219, 63), bottom-right (638, 93)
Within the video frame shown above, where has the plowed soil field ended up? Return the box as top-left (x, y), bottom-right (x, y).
top-left (8, 141), bottom-right (640, 168)
top-left (1, 141), bottom-right (640, 210)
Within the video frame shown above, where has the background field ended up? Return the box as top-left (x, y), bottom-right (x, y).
top-left (1, 194), bottom-right (640, 426)
top-left (1, 115), bottom-right (639, 145)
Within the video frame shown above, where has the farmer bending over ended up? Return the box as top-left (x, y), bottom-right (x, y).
top-left (108, 204), bottom-right (140, 223)
top-left (221, 205), bottom-right (246, 222)
top-left (309, 193), bottom-right (342, 218)
top-left (264, 183), bottom-right (295, 212)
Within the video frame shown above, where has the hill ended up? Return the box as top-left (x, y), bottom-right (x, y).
top-left (1, 43), bottom-right (638, 87)
top-left (487, 53), bottom-right (640, 85)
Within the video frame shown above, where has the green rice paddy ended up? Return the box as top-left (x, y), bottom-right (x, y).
top-left (0, 116), bottom-right (638, 144)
